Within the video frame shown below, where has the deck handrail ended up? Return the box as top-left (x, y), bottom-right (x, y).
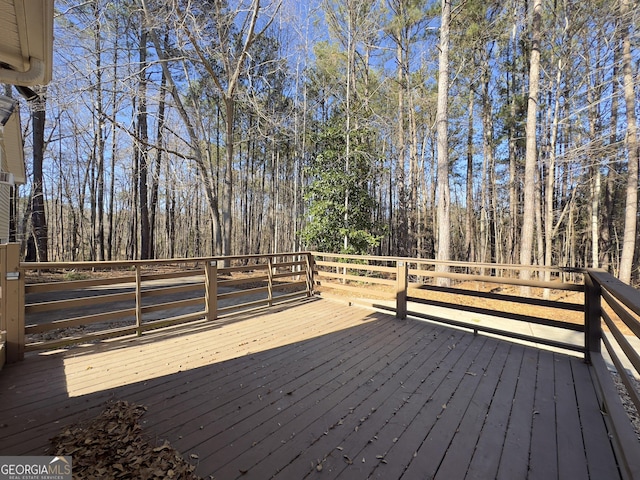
top-left (1, 250), bottom-right (314, 361)
top-left (312, 251), bottom-right (587, 355)
top-left (2, 248), bottom-right (640, 477)
top-left (585, 269), bottom-right (640, 480)
top-left (311, 252), bottom-right (640, 480)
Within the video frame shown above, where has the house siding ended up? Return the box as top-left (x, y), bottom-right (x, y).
top-left (0, 182), bottom-right (9, 243)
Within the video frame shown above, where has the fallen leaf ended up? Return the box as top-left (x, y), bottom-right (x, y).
top-left (50, 400), bottom-right (203, 480)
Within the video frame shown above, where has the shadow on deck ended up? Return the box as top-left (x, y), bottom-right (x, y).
top-left (0, 298), bottom-right (623, 479)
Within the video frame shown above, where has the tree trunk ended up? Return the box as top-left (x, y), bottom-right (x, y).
top-left (107, 12), bottom-right (119, 261)
top-left (166, 159), bottom-right (176, 259)
top-left (618, 0), bottom-right (638, 285)
top-left (223, 97), bottom-right (234, 258)
top-left (396, 41), bottom-right (407, 256)
top-left (587, 52), bottom-right (599, 269)
top-left (149, 39), bottom-right (167, 259)
top-left (93, 6), bottom-right (105, 261)
top-left (408, 85), bottom-right (419, 257)
top-left (138, 28), bottom-right (151, 260)
top-left (465, 87), bottom-right (475, 263)
top-left (508, 71), bottom-right (518, 263)
top-left (544, 58), bottom-right (563, 298)
top-left (129, 117), bottom-right (139, 260)
top-left (31, 88), bottom-right (48, 262)
top-left (506, 0), bottom-right (522, 265)
top-left (481, 58), bottom-right (493, 266)
top-left (435, 0), bottom-right (451, 286)
top-left (519, 0), bottom-right (542, 293)
top-left (602, 48), bottom-right (619, 272)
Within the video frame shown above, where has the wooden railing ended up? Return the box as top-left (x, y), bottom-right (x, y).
top-left (585, 269), bottom-right (640, 480)
top-left (2, 248), bottom-right (640, 475)
top-left (312, 251), bottom-right (586, 354)
top-left (1, 251), bottom-right (313, 361)
top-left (0, 243), bottom-right (23, 367)
top-left (312, 251), bottom-right (640, 480)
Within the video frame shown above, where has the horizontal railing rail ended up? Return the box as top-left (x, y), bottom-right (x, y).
top-left (312, 251), bottom-right (586, 356)
top-left (13, 252), bottom-right (313, 354)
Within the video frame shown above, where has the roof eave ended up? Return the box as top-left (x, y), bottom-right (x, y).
top-left (0, 0), bottom-right (53, 86)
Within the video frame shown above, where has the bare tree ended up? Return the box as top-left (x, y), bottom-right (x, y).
top-left (435, 0), bottom-right (451, 286)
top-left (140, 0), bottom-right (279, 259)
top-left (140, 0), bottom-right (222, 255)
top-left (92, 1), bottom-right (106, 261)
top-left (137, 26), bottom-right (151, 260)
top-left (148, 35), bottom-right (168, 260)
top-left (519, 0), bottom-right (542, 292)
top-left (618, 0), bottom-right (638, 284)
top-left (30, 87), bottom-right (49, 262)
top-left (23, 0), bottom-right (640, 278)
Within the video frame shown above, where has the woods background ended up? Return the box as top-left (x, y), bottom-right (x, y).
top-left (8, 0), bottom-right (640, 285)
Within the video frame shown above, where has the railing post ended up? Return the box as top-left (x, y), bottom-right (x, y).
top-left (267, 257), bottom-right (274, 307)
top-left (305, 253), bottom-right (315, 296)
top-left (584, 271), bottom-right (602, 364)
top-left (135, 265), bottom-right (142, 336)
top-left (0, 244), bottom-right (5, 367)
top-left (2, 243), bottom-right (24, 363)
top-left (396, 261), bottom-right (408, 320)
top-left (205, 260), bottom-right (217, 320)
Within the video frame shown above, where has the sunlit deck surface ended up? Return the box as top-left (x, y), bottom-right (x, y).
top-left (0, 298), bottom-right (622, 479)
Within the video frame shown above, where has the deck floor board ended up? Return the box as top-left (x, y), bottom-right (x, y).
top-left (465, 343), bottom-right (525, 479)
top-left (529, 350), bottom-right (559, 479)
top-left (0, 298), bottom-right (623, 479)
top-left (555, 353), bottom-right (589, 480)
top-left (433, 341), bottom-right (512, 480)
top-left (496, 347), bottom-right (539, 480)
top-left (572, 356), bottom-right (621, 479)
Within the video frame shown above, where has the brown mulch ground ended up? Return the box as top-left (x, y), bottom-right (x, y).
top-left (50, 400), bottom-right (202, 480)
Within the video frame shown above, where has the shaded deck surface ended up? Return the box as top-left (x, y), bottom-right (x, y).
top-left (0, 298), bottom-right (621, 479)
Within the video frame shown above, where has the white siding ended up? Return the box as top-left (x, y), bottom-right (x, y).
top-left (0, 135), bottom-right (9, 243)
top-left (0, 183), bottom-right (9, 243)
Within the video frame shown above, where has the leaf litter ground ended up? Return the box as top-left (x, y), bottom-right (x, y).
top-left (51, 400), bottom-right (202, 480)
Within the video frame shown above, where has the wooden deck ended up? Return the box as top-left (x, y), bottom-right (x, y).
top-left (0, 297), bottom-right (622, 479)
